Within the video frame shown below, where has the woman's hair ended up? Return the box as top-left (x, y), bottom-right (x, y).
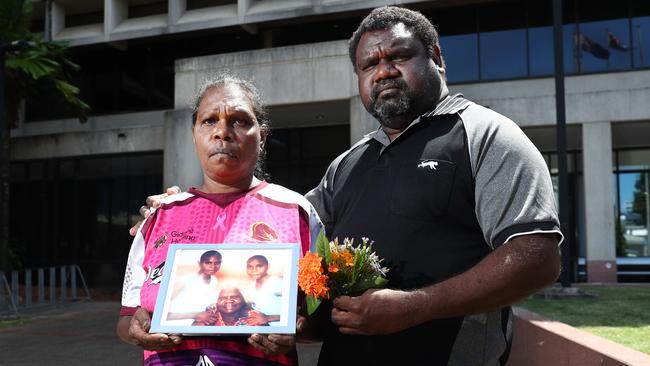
top-left (247, 254), bottom-right (268, 266)
top-left (200, 250), bottom-right (221, 263)
top-left (191, 72), bottom-right (271, 180)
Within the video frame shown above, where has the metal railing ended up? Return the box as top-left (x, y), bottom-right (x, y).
top-left (0, 265), bottom-right (91, 317)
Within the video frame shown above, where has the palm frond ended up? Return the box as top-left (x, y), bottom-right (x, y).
top-left (0, 0), bottom-right (32, 41)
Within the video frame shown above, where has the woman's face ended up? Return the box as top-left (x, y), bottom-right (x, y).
top-left (193, 84), bottom-right (265, 187)
top-left (217, 288), bottom-right (244, 315)
top-left (246, 258), bottom-right (268, 280)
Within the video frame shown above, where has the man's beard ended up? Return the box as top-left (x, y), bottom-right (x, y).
top-left (368, 79), bottom-right (416, 129)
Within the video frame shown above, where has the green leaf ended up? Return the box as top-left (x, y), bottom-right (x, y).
top-left (306, 295), bottom-right (322, 316)
top-left (374, 276), bottom-right (389, 287)
top-left (315, 229), bottom-right (331, 264)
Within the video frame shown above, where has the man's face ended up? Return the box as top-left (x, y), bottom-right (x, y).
top-left (355, 23), bottom-right (442, 130)
top-left (217, 288), bottom-right (244, 315)
top-left (246, 258), bottom-right (268, 280)
top-left (199, 255), bottom-right (221, 276)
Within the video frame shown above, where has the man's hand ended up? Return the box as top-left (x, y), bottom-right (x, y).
top-left (129, 186), bottom-right (181, 236)
top-left (127, 308), bottom-right (182, 350)
top-left (248, 334), bottom-right (295, 355)
top-left (331, 289), bottom-right (419, 336)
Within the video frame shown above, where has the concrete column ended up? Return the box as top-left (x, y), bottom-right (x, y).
top-left (238, 0), bottom-right (252, 20)
top-left (582, 121), bottom-right (617, 282)
top-left (349, 95), bottom-right (378, 146)
top-left (164, 110), bottom-right (203, 190)
top-left (45, 1), bottom-right (65, 40)
top-left (105, 0), bottom-right (128, 36)
top-left (169, 0), bottom-right (186, 25)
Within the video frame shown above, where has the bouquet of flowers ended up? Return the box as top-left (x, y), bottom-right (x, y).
top-left (298, 230), bottom-right (389, 315)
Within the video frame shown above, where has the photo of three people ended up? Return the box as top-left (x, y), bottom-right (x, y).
top-left (150, 244), bottom-right (299, 335)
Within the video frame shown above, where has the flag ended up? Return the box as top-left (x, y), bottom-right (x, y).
top-left (576, 33), bottom-right (610, 59)
top-left (607, 31), bottom-right (628, 51)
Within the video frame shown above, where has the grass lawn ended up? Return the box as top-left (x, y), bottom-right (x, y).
top-left (518, 285), bottom-right (650, 355)
top-left (0, 318), bottom-right (28, 329)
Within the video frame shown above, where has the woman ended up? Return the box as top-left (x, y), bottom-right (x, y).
top-left (245, 255), bottom-right (283, 326)
top-left (116, 73), bottom-right (322, 366)
top-left (193, 287), bottom-right (267, 327)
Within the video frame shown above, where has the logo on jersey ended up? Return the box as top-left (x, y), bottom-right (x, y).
top-left (154, 233), bottom-right (169, 249)
top-left (250, 221), bottom-right (278, 242)
top-left (145, 261), bottom-right (165, 284)
top-left (196, 355), bottom-right (215, 366)
top-left (417, 160), bottom-right (439, 170)
top-left (171, 228), bottom-right (197, 243)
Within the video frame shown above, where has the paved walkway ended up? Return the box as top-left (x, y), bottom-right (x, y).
top-left (0, 301), bottom-right (321, 365)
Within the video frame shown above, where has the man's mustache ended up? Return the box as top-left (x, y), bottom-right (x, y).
top-left (372, 79), bottom-right (407, 100)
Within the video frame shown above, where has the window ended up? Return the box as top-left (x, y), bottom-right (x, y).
top-left (479, 1), bottom-right (527, 80)
top-left (614, 149), bottom-right (650, 258)
top-left (9, 153), bottom-right (163, 286)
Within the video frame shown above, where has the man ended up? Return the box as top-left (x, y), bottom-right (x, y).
top-left (302, 6), bottom-right (562, 366)
top-left (134, 6), bottom-right (561, 365)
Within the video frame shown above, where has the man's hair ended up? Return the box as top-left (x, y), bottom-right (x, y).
top-left (247, 255), bottom-right (268, 266)
top-left (348, 6), bottom-right (444, 70)
top-left (200, 250), bottom-right (222, 263)
top-left (190, 72), bottom-right (271, 180)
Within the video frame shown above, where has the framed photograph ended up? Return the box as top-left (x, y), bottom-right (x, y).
top-left (150, 243), bottom-right (300, 335)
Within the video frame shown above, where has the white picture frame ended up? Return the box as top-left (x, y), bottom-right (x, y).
top-left (150, 243), bottom-right (299, 335)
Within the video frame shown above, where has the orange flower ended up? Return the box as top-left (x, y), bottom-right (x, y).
top-left (328, 262), bottom-right (339, 273)
top-left (298, 252), bottom-right (329, 299)
top-left (341, 251), bottom-right (354, 267)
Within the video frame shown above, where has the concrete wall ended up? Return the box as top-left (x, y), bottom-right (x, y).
top-left (174, 40), bottom-right (356, 109)
top-left (507, 307), bottom-right (650, 366)
top-left (10, 110), bottom-right (166, 160)
top-left (452, 70), bottom-right (650, 127)
top-left (45, 0), bottom-right (437, 46)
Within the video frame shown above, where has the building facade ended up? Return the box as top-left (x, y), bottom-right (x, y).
top-left (10, 0), bottom-right (650, 287)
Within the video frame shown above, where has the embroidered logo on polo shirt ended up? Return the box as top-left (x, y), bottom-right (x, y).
top-left (417, 160), bottom-right (439, 170)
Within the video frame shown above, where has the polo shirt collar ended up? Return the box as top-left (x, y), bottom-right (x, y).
top-left (364, 93), bottom-right (471, 147)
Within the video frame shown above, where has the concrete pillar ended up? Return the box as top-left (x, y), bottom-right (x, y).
top-left (105, 0), bottom-right (128, 36)
top-left (582, 121), bottom-right (617, 282)
top-left (163, 109), bottom-right (203, 190)
top-left (238, 0), bottom-right (252, 21)
top-left (349, 95), bottom-right (378, 146)
top-left (45, 0), bottom-right (65, 41)
top-left (169, 0), bottom-right (186, 25)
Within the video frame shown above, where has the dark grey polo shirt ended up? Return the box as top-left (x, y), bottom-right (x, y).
top-left (306, 94), bottom-right (561, 366)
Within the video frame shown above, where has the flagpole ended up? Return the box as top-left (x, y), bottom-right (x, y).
top-left (553, 0), bottom-right (572, 287)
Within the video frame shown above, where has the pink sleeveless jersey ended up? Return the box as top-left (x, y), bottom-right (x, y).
top-left (120, 182), bottom-right (323, 366)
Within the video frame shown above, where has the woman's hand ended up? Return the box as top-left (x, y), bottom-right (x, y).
top-left (247, 333), bottom-right (295, 355)
top-left (243, 310), bottom-right (270, 326)
top-left (193, 310), bottom-right (217, 326)
top-left (127, 308), bottom-right (183, 350)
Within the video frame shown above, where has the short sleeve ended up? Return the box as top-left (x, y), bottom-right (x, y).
top-left (120, 217), bottom-right (153, 316)
top-left (461, 104), bottom-right (563, 248)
